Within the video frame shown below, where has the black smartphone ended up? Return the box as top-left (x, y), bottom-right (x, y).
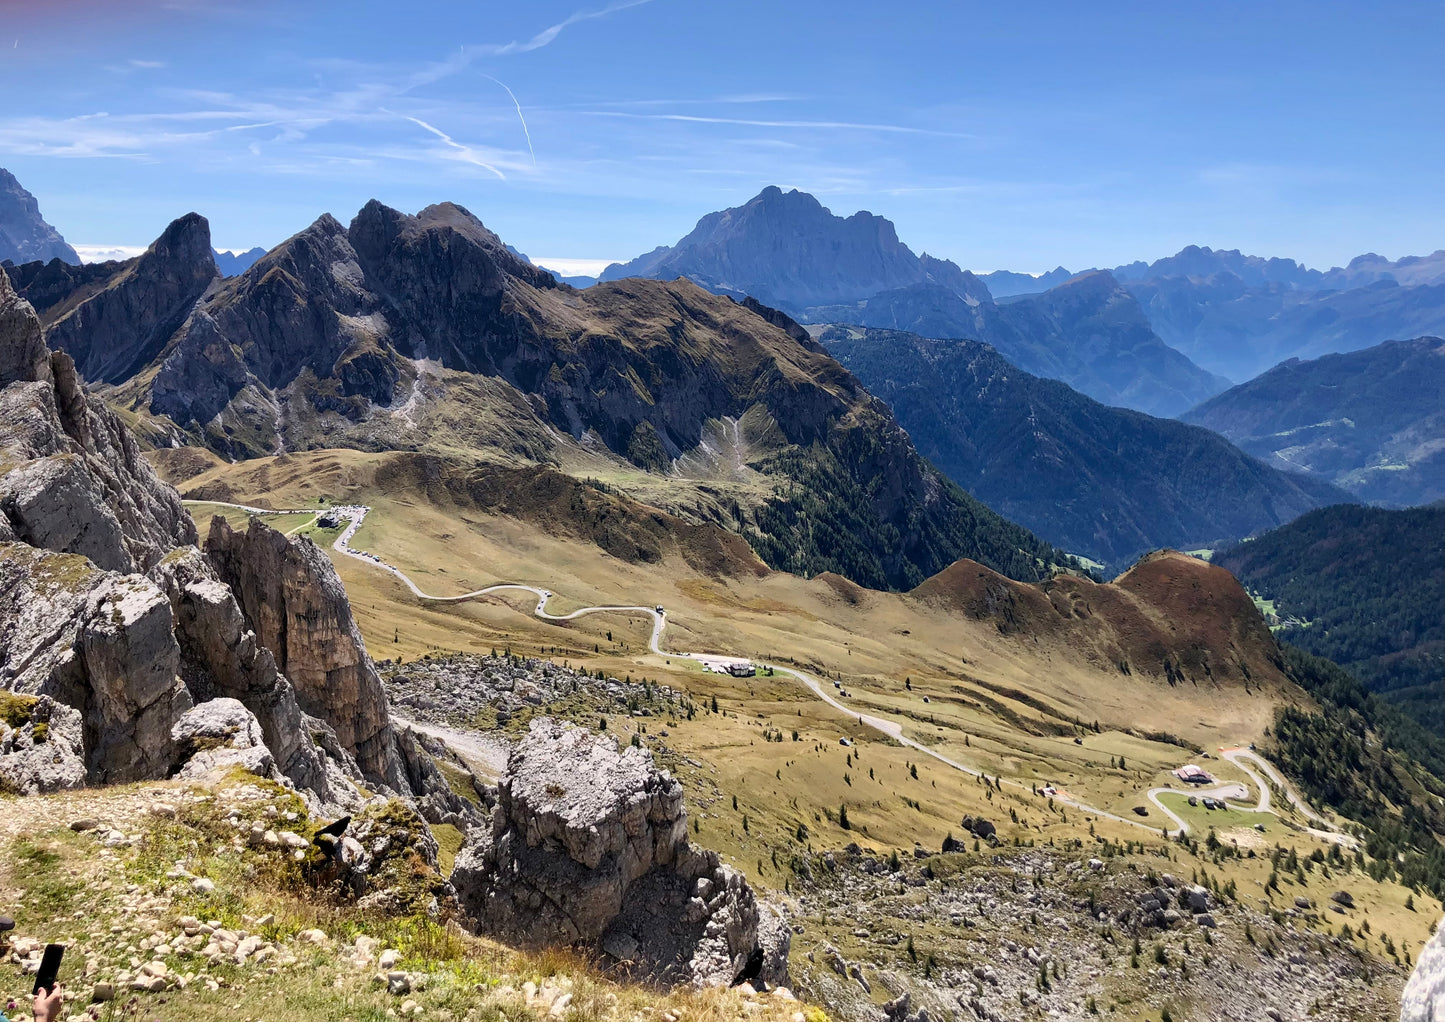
top-left (32, 943), bottom-right (63, 996)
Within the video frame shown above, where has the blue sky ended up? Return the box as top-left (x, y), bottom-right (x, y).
top-left (2, 0), bottom-right (1441, 274)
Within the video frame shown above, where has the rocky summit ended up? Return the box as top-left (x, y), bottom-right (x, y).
top-left (0, 167), bottom-right (79, 266)
top-left (453, 717), bottom-right (790, 988)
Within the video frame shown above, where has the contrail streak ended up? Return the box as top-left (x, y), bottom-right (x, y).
top-left (386, 109), bottom-right (506, 180)
top-left (480, 73), bottom-right (536, 167)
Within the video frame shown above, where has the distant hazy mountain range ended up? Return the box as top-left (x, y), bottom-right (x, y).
top-left (991, 246), bottom-right (1445, 381)
top-left (601, 187), bottom-right (1226, 417)
top-left (823, 326), bottom-right (1349, 566)
top-left (214, 246), bottom-right (267, 276)
top-left (1183, 336), bottom-right (1445, 507)
top-left (599, 188), bottom-right (1445, 401)
top-left (979, 267), bottom-right (1073, 298)
top-left (0, 167), bottom-right (79, 265)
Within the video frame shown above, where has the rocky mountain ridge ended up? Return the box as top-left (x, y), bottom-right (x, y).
top-left (9, 200), bottom-right (1074, 591)
top-left (0, 167), bottom-right (78, 266)
top-left (596, 188), bottom-right (1228, 416)
top-left (598, 186), bottom-right (987, 311)
top-left (823, 327), bottom-right (1350, 565)
top-left (1183, 336), bottom-right (1445, 506)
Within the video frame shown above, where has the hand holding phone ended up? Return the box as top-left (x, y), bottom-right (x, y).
top-left (32, 943), bottom-right (64, 996)
top-left (32, 983), bottom-right (64, 1022)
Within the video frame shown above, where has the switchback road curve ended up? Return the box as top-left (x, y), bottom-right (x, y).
top-left (186, 500), bottom-right (1351, 843)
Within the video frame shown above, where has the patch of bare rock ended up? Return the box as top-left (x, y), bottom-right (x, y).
top-left (453, 717), bottom-right (790, 989)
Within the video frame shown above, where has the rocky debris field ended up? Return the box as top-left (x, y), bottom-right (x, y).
top-left (786, 843), bottom-right (1404, 1022)
top-left (382, 652), bottom-right (685, 731)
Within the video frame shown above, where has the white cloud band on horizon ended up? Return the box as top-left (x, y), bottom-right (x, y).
top-left (533, 257), bottom-right (616, 276)
top-left (73, 244), bottom-right (148, 263)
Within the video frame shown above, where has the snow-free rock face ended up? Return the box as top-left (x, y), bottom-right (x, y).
top-left (452, 718), bottom-right (789, 988)
top-left (0, 271), bottom-right (197, 573)
top-left (0, 167), bottom-right (79, 266)
top-left (41, 212), bottom-right (219, 385)
top-left (0, 268), bottom-right (410, 806)
top-left (1401, 917), bottom-right (1445, 1021)
top-left (171, 697), bottom-right (275, 780)
top-left (147, 545), bottom-right (342, 801)
top-left (0, 543), bottom-right (190, 785)
top-left (204, 514), bottom-right (405, 791)
top-left (0, 694), bottom-right (85, 794)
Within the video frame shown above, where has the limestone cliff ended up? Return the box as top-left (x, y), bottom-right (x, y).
top-left (453, 718), bottom-right (789, 988)
top-left (0, 270), bottom-right (197, 572)
top-left (0, 269), bottom-right (407, 805)
top-left (204, 515), bottom-right (406, 791)
top-left (1401, 916), bottom-right (1445, 1021)
top-left (0, 167), bottom-right (79, 265)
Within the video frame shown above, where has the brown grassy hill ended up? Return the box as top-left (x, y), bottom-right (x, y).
top-left (913, 549), bottom-right (1286, 694)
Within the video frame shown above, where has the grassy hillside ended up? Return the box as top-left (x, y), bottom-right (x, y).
top-left (129, 448), bottom-right (1445, 1018)
top-left (0, 776), bottom-right (814, 1022)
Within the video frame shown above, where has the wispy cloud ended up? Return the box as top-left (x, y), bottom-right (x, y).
top-left (396, 113), bottom-right (507, 179)
top-left (480, 74), bottom-right (536, 166)
top-left (73, 244), bottom-right (148, 263)
top-left (578, 110), bottom-right (977, 139)
top-left (478, 0), bottom-right (656, 57)
top-left (399, 0), bottom-right (658, 94)
top-left (566, 93), bottom-right (806, 109)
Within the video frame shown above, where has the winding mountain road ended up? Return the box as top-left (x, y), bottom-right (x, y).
top-left (186, 499), bottom-right (1352, 843)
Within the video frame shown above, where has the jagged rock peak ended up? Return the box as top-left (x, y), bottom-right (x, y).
top-left (42, 212), bottom-right (219, 385)
top-left (147, 212), bottom-right (217, 270)
top-left (203, 514), bottom-right (406, 792)
top-left (0, 268), bottom-right (52, 387)
top-left (349, 199), bottom-right (558, 290)
top-left (451, 718), bottom-right (789, 988)
top-left (0, 167), bottom-right (79, 265)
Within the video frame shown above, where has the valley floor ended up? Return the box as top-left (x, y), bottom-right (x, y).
top-left (158, 459), bottom-right (1440, 1020)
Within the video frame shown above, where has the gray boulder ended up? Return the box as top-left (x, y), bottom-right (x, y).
top-left (79, 573), bottom-right (191, 782)
top-left (0, 544), bottom-right (189, 785)
top-left (1401, 915), bottom-right (1445, 1022)
top-left (452, 718), bottom-right (788, 988)
top-left (0, 694), bottom-right (85, 794)
top-left (171, 697), bottom-right (274, 779)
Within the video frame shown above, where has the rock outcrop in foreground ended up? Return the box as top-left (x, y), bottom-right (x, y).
top-left (0, 268), bottom-right (421, 814)
top-left (453, 718), bottom-right (790, 988)
top-left (1401, 916), bottom-right (1445, 1021)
